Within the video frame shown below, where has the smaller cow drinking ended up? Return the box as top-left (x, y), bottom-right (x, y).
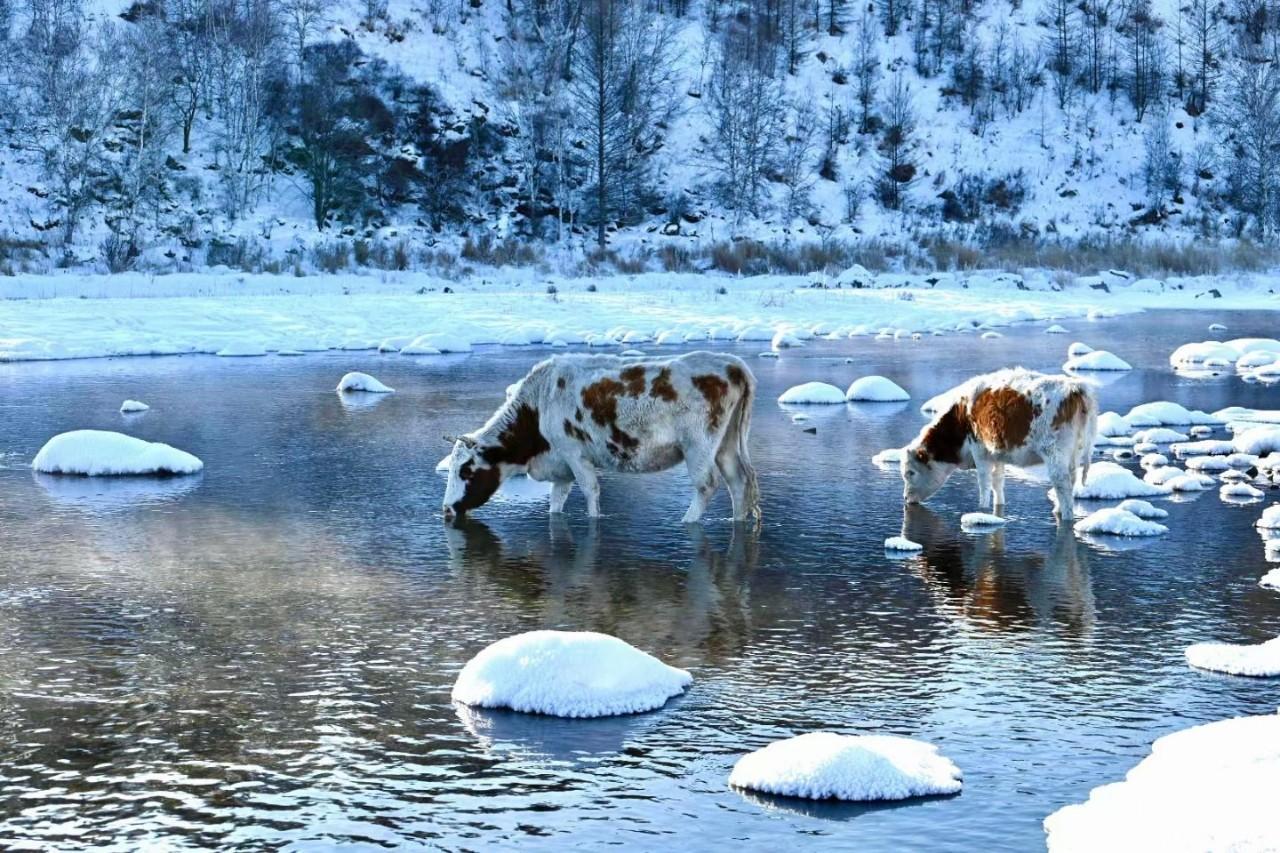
top-left (901, 368), bottom-right (1098, 520)
top-left (443, 352), bottom-right (761, 524)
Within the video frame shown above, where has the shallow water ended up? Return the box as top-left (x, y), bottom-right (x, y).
top-left (1, 311), bottom-right (1278, 851)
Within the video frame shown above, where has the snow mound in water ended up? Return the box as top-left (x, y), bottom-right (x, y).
top-left (451, 630), bottom-right (691, 718)
top-left (1233, 426), bottom-right (1280, 456)
top-left (1065, 350), bottom-right (1131, 371)
top-left (1133, 427), bottom-right (1188, 444)
top-left (1168, 472), bottom-right (1215, 492)
top-left (1139, 453), bottom-right (1168, 468)
top-left (1171, 439), bottom-right (1234, 457)
top-left (336, 372), bottom-right (394, 393)
top-left (1043, 712), bottom-right (1280, 852)
top-left (1125, 402), bottom-right (1223, 427)
top-left (1076, 462), bottom-right (1171, 499)
top-left (1186, 636), bottom-right (1280, 677)
top-left (872, 448), bottom-right (904, 466)
top-left (884, 536), bottom-right (923, 551)
top-left (402, 332), bottom-right (473, 354)
top-left (771, 329), bottom-right (804, 350)
top-left (1096, 412), bottom-right (1131, 437)
top-left (778, 382), bottom-right (846, 405)
top-left (1172, 337), bottom-right (1280, 367)
top-left (32, 430), bottom-right (203, 476)
top-left (1221, 482), bottom-right (1265, 500)
top-left (1068, 341), bottom-right (1094, 358)
top-left (961, 512), bottom-right (1007, 530)
top-left (845, 376), bottom-right (910, 402)
top-left (119, 399), bottom-right (149, 413)
top-left (1261, 569), bottom-right (1280, 590)
top-left (728, 732), bottom-right (963, 802)
top-left (1117, 499), bottom-right (1168, 519)
top-left (1143, 466), bottom-right (1185, 486)
top-left (1257, 505), bottom-right (1280, 529)
top-left (1075, 507), bottom-right (1168, 537)
top-left (1185, 455), bottom-right (1230, 472)
top-left (216, 342), bottom-right (268, 357)
top-left (1045, 324), bottom-right (1068, 334)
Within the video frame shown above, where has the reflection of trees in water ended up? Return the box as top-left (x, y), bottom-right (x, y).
top-left (445, 518), bottom-right (759, 663)
top-left (901, 506), bottom-right (1095, 634)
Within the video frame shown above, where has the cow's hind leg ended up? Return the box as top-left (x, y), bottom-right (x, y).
top-left (568, 458), bottom-right (601, 518)
top-left (715, 441), bottom-right (753, 523)
top-left (549, 481), bottom-right (573, 514)
top-left (1048, 457), bottom-right (1075, 523)
top-left (683, 449), bottom-right (721, 524)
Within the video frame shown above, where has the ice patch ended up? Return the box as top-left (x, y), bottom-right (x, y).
top-left (728, 732), bottom-right (962, 802)
top-left (1185, 636), bottom-right (1280, 677)
top-left (1074, 508), bottom-right (1168, 537)
top-left (1076, 462), bottom-right (1171, 499)
top-left (1064, 350), bottom-right (1132, 372)
top-left (336, 372), bottom-right (394, 393)
top-left (1117, 499), bottom-right (1168, 519)
top-left (119, 399), bottom-right (150, 413)
top-left (32, 430), bottom-right (203, 476)
top-left (451, 631), bottom-right (691, 718)
top-left (961, 512), bottom-right (1007, 530)
top-left (845, 376), bottom-right (910, 402)
top-left (884, 536), bottom-right (923, 551)
top-left (778, 382), bottom-right (846, 405)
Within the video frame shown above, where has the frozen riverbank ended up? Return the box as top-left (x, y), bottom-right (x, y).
top-left (1, 269), bottom-right (1277, 362)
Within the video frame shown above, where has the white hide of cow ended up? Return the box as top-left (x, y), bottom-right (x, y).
top-left (442, 351), bottom-right (760, 524)
top-left (901, 368), bottom-right (1098, 521)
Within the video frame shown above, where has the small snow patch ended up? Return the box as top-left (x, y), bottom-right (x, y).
top-left (1075, 508), bottom-right (1168, 537)
top-left (1261, 569), bottom-right (1280, 590)
top-left (872, 448), bottom-right (904, 466)
top-left (1221, 482), bottom-right (1265, 500)
top-left (336, 372), bottom-right (394, 393)
top-left (1064, 350), bottom-right (1132, 372)
top-left (1117, 499), bottom-right (1168, 519)
top-left (1045, 324), bottom-right (1068, 334)
top-left (1067, 341), bottom-right (1094, 358)
top-left (884, 536), bottom-right (923, 552)
top-left (845, 376), bottom-right (910, 402)
top-left (1186, 636), bottom-right (1280, 677)
top-left (961, 513), bottom-right (1007, 530)
top-left (119, 400), bottom-right (149, 413)
top-left (1257, 505), bottom-right (1280, 529)
top-left (33, 430), bottom-right (203, 476)
top-left (778, 382), bottom-right (846, 405)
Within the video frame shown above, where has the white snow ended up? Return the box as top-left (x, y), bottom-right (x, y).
top-left (336, 371), bottom-right (394, 393)
top-left (1167, 472), bottom-right (1215, 492)
top-left (1045, 324), bottom-right (1068, 334)
top-left (1064, 350), bottom-right (1132, 372)
top-left (1233, 426), bottom-right (1280, 456)
top-left (1044, 712), bottom-right (1280, 852)
top-left (1133, 427), bottom-right (1188, 444)
top-left (450, 630), bottom-right (691, 718)
top-left (1074, 507), bottom-right (1168, 537)
top-left (872, 448), bottom-right (905, 466)
top-left (1185, 455), bottom-right (1230, 472)
top-left (771, 329), bottom-right (804, 350)
top-left (728, 732), bottom-right (962, 802)
top-left (402, 332), bottom-right (472, 354)
top-left (1209, 322), bottom-right (1228, 331)
top-left (1067, 341), bottom-right (1094, 358)
top-left (1185, 636), bottom-right (1280, 677)
top-left (215, 342), bottom-right (268, 357)
top-left (1139, 453), bottom-right (1168, 468)
top-left (845, 376), bottom-right (910, 402)
top-left (32, 430), bottom-right (203, 476)
top-left (1143, 466), bottom-right (1186, 486)
top-left (1171, 439), bottom-right (1234, 457)
top-left (1117, 499), bottom-right (1169, 519)
top-left (1221, 482), bottom-right (1265, 500)
top-left (1125, 402), bottom-right (1223, 427)
top-left (1257, 506), bottom-right (1280, 529)
top-left (778, 382), bottom-right (846, 405)
top-left (884, 536), bottom-right (923, 552)
top-left (1075, 462), bottom-right (1171, 499)
top-left (119, 399), bottom-right (149, 413)
top-left (1261, 569), bottom-right (1280, 590)
top-left (1095, 412), bottom-right (1132, 437)
top-left (1172, 337), bottom-right (1280, 368)
top-left (961, 513), bottom-right (1007, 530)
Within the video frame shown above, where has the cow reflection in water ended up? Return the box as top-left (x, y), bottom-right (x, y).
top-left (443, 518), bottom-right (759, 660)
top-left (900, 505), bottom-right (1095, 632)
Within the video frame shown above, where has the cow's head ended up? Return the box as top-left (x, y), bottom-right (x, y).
top-left (901, 400), bottom-right (972, 504)
top-left (900, 445), bottom-right (956, 504)
top-left (442, 435), bottom-right (504, 521)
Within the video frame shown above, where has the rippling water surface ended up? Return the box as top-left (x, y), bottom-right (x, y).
top-left (1, 311), bottom-right (1279, 851)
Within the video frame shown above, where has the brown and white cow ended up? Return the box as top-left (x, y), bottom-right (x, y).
top-left (442, 351), bottom-right (761, 524)
top-left (901, 368), bottom-right (1098, 520)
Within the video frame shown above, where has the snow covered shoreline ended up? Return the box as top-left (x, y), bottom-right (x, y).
top-left (1, 269), bottom-right (1277, 363)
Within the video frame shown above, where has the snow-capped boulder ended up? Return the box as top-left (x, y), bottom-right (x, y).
top-left (1171, 439), bottom-right (1234, 457)
top-left (216, 342), bottom-right (268, 357)
top-left (728, 733), bottom-right (962, 802)
top-left (336, 372), bottom-right (394, 393)
top-left (771, 329), bottom-right (804, 350)
top-left (846, 376), bottom-right (910, 402)
top-left (736, 326), bottom-right (775, 342)
top-left (835, 264), bottom-right (873, 288)
top-left (1139, 453), bottom-right (1168, 468)
top-left (119, 399), bottom-right (150, 413)
top-left (1186, 636), bottom-right (1280, 677)
top-left (1045, 324), bottom-right (1068, 334)
top-left (1237, 351), bottom-right (1278, 370)
top-left (1133, 427), bottom-right (1188, 444)
top-left (1043, 712), bottom-right (1280, 852)
top-left (961, 512), bottom-right (1007, 530)
top-left (1117, 499), bottom-right (1169, 519)
top-left (1233, 426), bottom-right (1280, 456)
top-left (451, 630), bottom-right (691, 718)
top-left (1257, 505), bottom-right (1280, 529)
top-left (1261, 569), bottom-right (1280, 590)
top-left (778, 382), bottom-right (846, 405)
top-left (1167, 472), bottom-right (1215, 492)
top-left (1185, 455), bottom-right (1230, 472)
top-left (32, 430), bottom-right (203, 476)
top-left (1143, 466), bottom-right (1186, 486)
top-left (1064, 350), bottom-right (1132, 372)
top-left (1209, 322), bottom-right (1228, 332)
top-left (1095, 412), bottom-right (1132, 437)
top-left (981, 331), bottom-right (1003, 339)
top-left (1221, 482), bottom-right (1265, 500)
top-left (1076, 462), bottom-right (1171, 499)
top-left (884, 536), bottom-right (923, 551)
top-left (1075, 508), bottom-right (1168, 537)
top-left (1067, 341), bottom-right (1094, 358)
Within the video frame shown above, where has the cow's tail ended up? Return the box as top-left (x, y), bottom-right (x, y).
top-left (726, 363), bottom-right (762, 526)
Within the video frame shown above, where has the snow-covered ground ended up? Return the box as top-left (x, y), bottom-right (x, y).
top-left (1, 269), bottom-right (1278, 363)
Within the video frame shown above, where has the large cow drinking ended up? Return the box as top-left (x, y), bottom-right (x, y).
top-left (901, 368), bottom-right (1098, 520)
top-left (442, 352), bottom-right (761, 524)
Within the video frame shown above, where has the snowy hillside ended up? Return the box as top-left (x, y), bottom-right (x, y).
top-left (0, 0), bottom-right (1277, 276)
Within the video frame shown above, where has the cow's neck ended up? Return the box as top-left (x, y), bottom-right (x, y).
top-left (479, 397), bottom-right (550, 467)
top-left (922, 401), bottom-right (972, 465)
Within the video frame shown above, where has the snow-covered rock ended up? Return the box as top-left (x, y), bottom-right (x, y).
top-left (1133, 427), bottom-right (1188, 444)
top-left (1220, 482), bottom-right (1265, 500)
top-left (728, 733), bottom-right (962, 802)
top-left (884, 536), bottom-right (923, 551)
top-left (1125, 402), bottom-right (1223, 427)
top-left (1117, 499), bottom-right (1169, 519)
top-left (1143, 466), bottom-right (1186, 486)
top-left (1095, 412), bottom-right (1132, 437)
top-left (771, 329), bottom-right (804, 350)
top-left (961, 512), bottom-right (1007, 530)
top-left (735, 326), bottom-right (774, 342)
top-left (1171, 439), bottom-right (1234, 457)
top-left (845, 376), bottom-right (910, 402)
top-left (1209, 322), bottom-right (1228, 332)
top-left (119, 399), bottom-right (150, 413)
top-left (215, 342), bottom-right (268, 357)
top-left (981, 331), bottom-right (1003, 339)
top-left (1168, 472), bottom-right (1215, 492)
top-left (1185, 455), bottom-right (1230, 472)
top-left (403, 332), bottom-right (473, 354)
top-left (1043, 712), bottom-right (1280, 852)
top-left (1076, 462), bottom-right (1171, 499)
top-left (778, 382), bottom-right (846, 405)
top-left (835, 264), bottom-right (873, 288)
top-left (336, 371), bottom-right (394, 393)
top-left (1139, 453), bottom-right (1168, 468)
top-left (1186, 636), bottom-right (1280, 677)
top-left (1064, 350), bottom-right (1132, 371)
top-left (1074, 507), bottom-right (1168, 537)
top-left (1257, 505), bottom-right (1280, 529)
top-left (1233, 426), bottom-right (1280, 456)
top-left (1067, 341), bottom-right (1094, 358)
top-left (1045, 324), bottom-right (1068, 334)
top-left (451, 631), bottom-right (691, 718)
top-left (32, 430), bottom-right (203, 476)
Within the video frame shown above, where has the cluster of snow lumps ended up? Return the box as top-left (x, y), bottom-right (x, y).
top-left (336, 371), bottom-right (394, 393)
top-left (845, 376), bottom-right (909, 402)
top-left (1063, 350), bottom-right (1132, 372)
top-left (1043, 712), bottom-right (1280, 852)
top-left (960, 513), bottom-right (1007, 530)
top-left (728, 733), bottom-right (963, 802)
top-left (1125, 401), bottom-right (1224, 427)
top-left (1075, 507), bottom-right (1169, 537)
top-left (119, 399), bottom-right (150, 413)
top-left (32, 430), bottom-right (203, 476)
top-left (778, 382), bottom-right (846, 405)
top-left (1186, 636), bottom-right (1280, 677)
top-left (1076, 462), bottom-right (1172, 500)
top-left (884, 536), bottom-right (923, 552)
top-left (451, 631), bottom-right (691, 718)
top-left (1172, 337), bottom-right (1280, 380)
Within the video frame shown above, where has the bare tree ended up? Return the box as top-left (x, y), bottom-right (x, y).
top-left (1182, 0), bottom-right (1225, 114)
top-left (1044, 0), bottom-right (1077, 110)
top-left (1123, 0), bottom-right (1165, 121)
top-left (705, 27), bottom-right (784, 218)
top-left (1220, 57), bottom-right (1280, 235)
top-left (851, 6), bottom-right (879, 132)
top-left (876, 70), bottom-right (917, 210)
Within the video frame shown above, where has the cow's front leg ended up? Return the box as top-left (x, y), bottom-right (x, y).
top-left (568, 459), bottom-right (601, 517)
top-left (991, 463), bottom-right (1007, 510)
top-left (973, 455), bottom-right (993, 509)
top-left (1047, 458), bottom-right (1075, 523)
top-left (549, 481), bottom-right (573, 514)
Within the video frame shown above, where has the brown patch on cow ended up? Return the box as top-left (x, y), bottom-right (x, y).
top-left (649, 368), bottom-right (678, 402)
top-left (922, 400), bottom-right (973, 465)
top-left (481, 403), bottom-right (550, 466)
top-left (563, 418), bottom-right (592, 443)
top-left (582, 378), bottom-right (625, 427)
top-left (610, 425), bottom-right (639, 450)
top-left (556, 376), bottom-right (566, 390)
top-left (1052, 388), bottom-right (1088, 429)
top-left (726, 363), bottom-right (747, 389)
top-left (692, 373), bottom-right (730, 430)
top-left (971, 387), bottom-right (1036, 451)
top-left (620, 365), bottom-right (646, 396)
